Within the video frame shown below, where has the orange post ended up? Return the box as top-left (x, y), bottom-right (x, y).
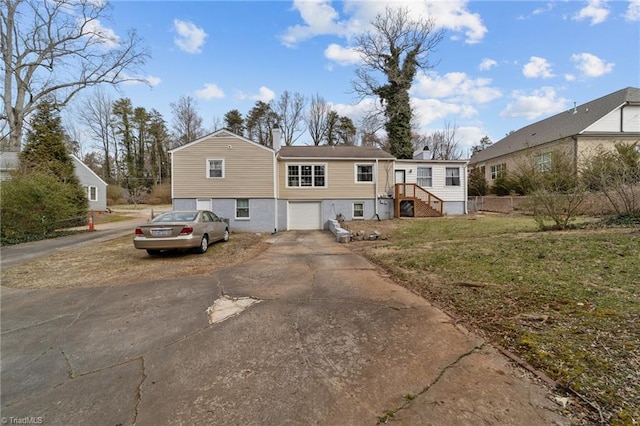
top-left (88, 212), bottom-right (95, 231)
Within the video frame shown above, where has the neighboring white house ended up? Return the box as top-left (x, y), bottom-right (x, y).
top-left (0, 151), bottom-right (19, 181)
top-left (0, 152), bottom-right (108, 211)
top-left (71, 155), bottom-right (108, 212)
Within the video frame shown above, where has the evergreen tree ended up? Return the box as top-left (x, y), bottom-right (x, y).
top-left (20, 100), bottom-right (79, 184)
top-left (14, 100), bottom-right (87, 231)
top-left (224, 109), bottom-right (245, 135)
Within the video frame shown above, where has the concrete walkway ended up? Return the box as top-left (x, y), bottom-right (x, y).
top-left (0, 231), bottom-right (569, 425)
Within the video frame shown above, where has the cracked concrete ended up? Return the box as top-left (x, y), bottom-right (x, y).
top-left (1, 231), bottom-right (569, 425)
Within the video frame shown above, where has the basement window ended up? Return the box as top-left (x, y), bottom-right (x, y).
top-left (353, 202), bottom-right (364, 219)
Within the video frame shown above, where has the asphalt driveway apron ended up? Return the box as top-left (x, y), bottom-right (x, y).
top-left (0, 231), bottom-right (568, 425)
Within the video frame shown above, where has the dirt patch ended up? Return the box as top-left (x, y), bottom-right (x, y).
top-left (1, 232), bottom-right (271, 290)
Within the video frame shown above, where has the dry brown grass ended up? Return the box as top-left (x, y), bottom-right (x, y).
top-left (1, 232), bottom-right (271, 290)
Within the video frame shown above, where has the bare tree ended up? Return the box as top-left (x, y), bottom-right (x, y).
top-left (1, 0), bottom-right (149, 151)
top-left (170, 95), bottom-right (205, 147)
top-left (353, 6), bottom-right (444, 159)
top-left (77, 88), bottom-right (116, 182)
top-left (306, 94), bottom-right (330, 146)
top-left (417, 121), bottom-right (464, 160)
top-left (272, 91), bottom-right (306, 146)
top-left (358, 110), bottom-right (386, 150)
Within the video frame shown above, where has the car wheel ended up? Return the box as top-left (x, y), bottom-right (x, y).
top-left (196, 235), bottom-right (209, 254)
top-left (146, 249), bottom-right (161, 256)
top-left (222, 228), bottom-right (229, 242)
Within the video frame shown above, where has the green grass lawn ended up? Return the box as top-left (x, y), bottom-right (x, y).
top-left (361, 216), bottom-right (639, 425)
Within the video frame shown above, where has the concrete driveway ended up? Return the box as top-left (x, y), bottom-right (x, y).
top-left (1, 231), bottom-right (568, 425)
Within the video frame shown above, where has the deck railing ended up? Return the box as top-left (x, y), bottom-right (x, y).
top-left (394, 183), bottom-right (444, 217)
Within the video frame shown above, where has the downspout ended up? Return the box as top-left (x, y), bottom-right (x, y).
top-left (273, 151), bottom-right (278, 233)
top-left (572, 136), bottom-right (578, 174)
top-left (374, 158), bottom-right (379, 219)
top-left (463, 162), bottom-right (468, 214)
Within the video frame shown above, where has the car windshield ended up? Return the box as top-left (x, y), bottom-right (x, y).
top-left (152, 212), bottom-right (198, 222)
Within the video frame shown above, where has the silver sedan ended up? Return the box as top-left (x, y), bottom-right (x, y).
top-left (134, 210), bottom-right (229, 256)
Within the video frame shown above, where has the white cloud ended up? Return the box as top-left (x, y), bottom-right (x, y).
top-left (280, 0), bottom-right (349, 47)
top-left (411, 98), bottom-right (478, 128)
top-left (412, 72), bottom-right (502, 104)
top-left (564, 73), bottom-right (577, 82)
top-left (573, 0), bottom-right (610, 25)
top-left (626, 0), bottom-right (640, 21)
top-left (500, 87), bottom-right (568, 120)
top-left (479, 58), bottom-right (497, 71)
top-left (253, 86), bottom-right (275, 102)
top-left (195, 83), bottom-right (225, 100)
top-left (281, 0), bottom-right (487, 47)
top-left (571, 53), bottom-right (614, 77)
top-left (82, 19), bottom-right (119, 48)
top-left (324, 43), bottom-right (362, 65)
top-left (522, 56), bottom-right (554, 79)
top-left (173, 19), bottom-right (207, 54)
top-left (120, 74), bottom-right (161, 86)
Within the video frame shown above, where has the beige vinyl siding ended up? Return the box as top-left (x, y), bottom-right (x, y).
top-left (173, 135), bottom-right (275, 198)
top-left (278, 159), bottom-right (394, 199)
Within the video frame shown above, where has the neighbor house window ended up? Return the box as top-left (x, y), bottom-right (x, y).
top-left (207, 159), bottom-right (224, 178)
top-left (353, 202), bottom-right (364, 219)
top-left (236, 199), bottom-right (249, 219)
top-left (417, 167), bottom-right (432, 187)
top-left (356, 164), bottom-right (373, 183)
top-left (87, 186), bottom-right (98, 202)
top-left (535, 152), bottom-right (552, 172)
top-left (490, 163), bottom-right (506, 180)
top-left (446, 167), bottom-right (460, 186)
top-left (287, 164), bottom-right (326, 187)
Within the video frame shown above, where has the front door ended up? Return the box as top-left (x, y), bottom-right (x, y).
top-left (395, 170), bottom-right (406, 184)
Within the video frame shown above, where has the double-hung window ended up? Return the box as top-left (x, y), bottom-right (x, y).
top-left (236, 199), bottom-right (249, 219)
top-left (446, 167), bottom-right (461, 186)
top-left (287, 164), bottom-right (326, 187)
top-left (356, 164), bottom-right (373, 183)
top-left (416, 167), bottom-right (432, 187)
top-left (490, 163), bottom-right (506, 180)
top-left (207, 159), bottom-right (224, 178)
top-left (87, 186), bottom-right (98, 202)
top-left (534, 152), bottom-right (552, 172)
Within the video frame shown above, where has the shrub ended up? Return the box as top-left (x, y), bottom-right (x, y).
top-left (147, 183), bottom-right (172, 205)
top-left (581, 142), bottom-right (640, 218)
top-left (491, 174), bottom-right (512, 196)
top-left (468, 167), bottom-right (489, 196)
top-left (1, 171), bottom-right (88, 241)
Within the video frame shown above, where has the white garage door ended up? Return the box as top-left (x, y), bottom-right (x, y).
top-left (288, 202), bottom-right (322, 230)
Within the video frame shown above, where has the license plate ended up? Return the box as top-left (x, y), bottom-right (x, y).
top-left (151, 229), bottom-right (171, 237)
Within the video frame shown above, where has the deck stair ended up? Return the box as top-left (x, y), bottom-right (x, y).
top-left (394, 183), bottom-right (443, 218)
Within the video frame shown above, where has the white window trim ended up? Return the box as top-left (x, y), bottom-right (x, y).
top-left (235, 199), bottom-right (250, 220)
top-left (352, 202), bottom-right (365, 219)
top-left (446, 167), bottom-right (461, 186)
top-left (206, 159), bottom-right (225, 179)
top-left (416, 167), bottom-right (433, 188)
top-left (354, 163), bottom-right (374, 184)
top-left (285, 163), bottom-right (328, 188)
top-left (86, 185), bottom-right (98, 202)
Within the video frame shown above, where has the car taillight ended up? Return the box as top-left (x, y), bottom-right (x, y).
top-left (180, 226), bottom-right (194, 235)
top-left (135, 228), bottom-right (143, 235)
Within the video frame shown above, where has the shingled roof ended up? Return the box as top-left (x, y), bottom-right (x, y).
top-left (470, 87), bottom-right (640, 164)
top-left (278, 145), bottom-right (395, 159)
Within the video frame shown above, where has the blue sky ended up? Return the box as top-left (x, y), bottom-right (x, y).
top-left (88, 0), bottom-right (639, 156)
